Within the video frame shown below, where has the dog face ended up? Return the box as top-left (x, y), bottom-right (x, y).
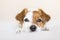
top-left (16, 8), bottom-right (50, 32)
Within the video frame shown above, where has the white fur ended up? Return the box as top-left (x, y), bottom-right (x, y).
top-left (22, 11), bottom-right (33, 32)
top-left (21, 11), bottom-right (41, 32)
top-left (16, 11), bottom-right (48, 32)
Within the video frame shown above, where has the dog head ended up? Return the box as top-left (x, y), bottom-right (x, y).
top-left (16, 8), bottom-right (50, 32)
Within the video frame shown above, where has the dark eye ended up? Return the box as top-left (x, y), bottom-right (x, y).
top-left (24, 18), bottom-right (29, 22)
top-left (37, 19), bottom-right (42, 22)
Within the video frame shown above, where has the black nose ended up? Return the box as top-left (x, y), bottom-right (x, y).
top-left (30, 25), bottom-right (36, 32)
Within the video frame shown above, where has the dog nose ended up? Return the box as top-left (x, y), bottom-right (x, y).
top-left (30, 25), bottom-right (36, 32)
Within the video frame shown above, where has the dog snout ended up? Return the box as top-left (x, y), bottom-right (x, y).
top-left (30, 25), bottom-right (37, 32)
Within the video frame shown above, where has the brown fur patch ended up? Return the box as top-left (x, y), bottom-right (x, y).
top-left (15, 8), bottom-right (28, 25)
top-left (33, 9), bottom-right (50, 28)
top-left (38, 9), bottom-right (51, 22)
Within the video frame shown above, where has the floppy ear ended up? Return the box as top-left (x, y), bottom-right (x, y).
top-left (38, 9), bottom-right (51, 22)
top-left (15, 8), bottom-right (28, 24)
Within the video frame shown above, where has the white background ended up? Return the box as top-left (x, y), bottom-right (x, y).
top-left (0, 0), bottom-right (60, 40)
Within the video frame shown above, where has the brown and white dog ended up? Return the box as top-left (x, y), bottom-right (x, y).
top-left (15, 8), bottom-right (51, 32)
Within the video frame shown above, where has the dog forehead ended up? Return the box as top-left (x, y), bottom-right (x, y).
top-left (24, 11), bottom-right (33, 20)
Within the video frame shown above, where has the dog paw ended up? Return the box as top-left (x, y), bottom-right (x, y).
top-left (16, 28), bottom-right (21, 33)
top-left (16, 30), bottom-right (21, 33)
top-left (41, 27), bottom-right (49, 31)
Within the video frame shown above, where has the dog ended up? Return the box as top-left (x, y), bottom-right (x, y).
top-left (15, 8), bottom-right (51, 32)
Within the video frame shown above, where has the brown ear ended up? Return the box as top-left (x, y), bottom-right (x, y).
top-left (38, 9), bottom-right (51, 22)
top-left (15, 8), bottom-right (28, 24)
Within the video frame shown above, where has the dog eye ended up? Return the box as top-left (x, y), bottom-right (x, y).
top-left (37, 19), bottom-right (42, 22)
top-left (24, 18), bottom-right (29, 22)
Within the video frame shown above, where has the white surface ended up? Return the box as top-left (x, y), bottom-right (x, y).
top-left (0, 0), bottom-right (60, 40)
top-left (0, 20), bottom-right (60, 40)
